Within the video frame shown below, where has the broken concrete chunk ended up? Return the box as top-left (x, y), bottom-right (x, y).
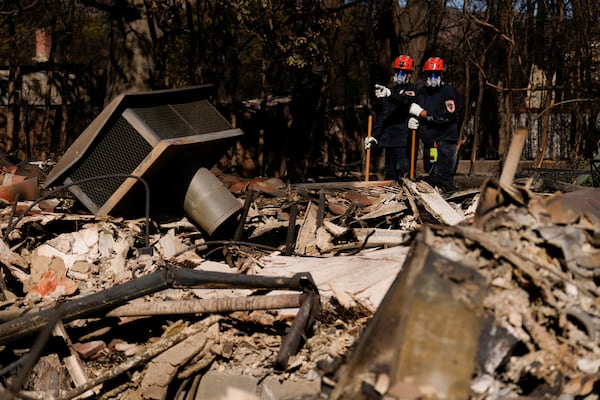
top-left (28, 269), bottom-right (78, 299)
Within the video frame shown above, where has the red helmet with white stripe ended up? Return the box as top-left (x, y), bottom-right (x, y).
top-left (423, 57), bottom-right (446, 72)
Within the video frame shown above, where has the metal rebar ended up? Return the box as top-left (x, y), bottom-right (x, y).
top-left (0, 266), bottom-right (318, 346)
top-left (233, 189), bottom-right (256, 242)
top-left (276, 290), bottom-right (320, 369)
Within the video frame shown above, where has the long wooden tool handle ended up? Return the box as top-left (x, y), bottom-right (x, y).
top-left (409, 129), bottom-right (416, 179)
top-left (365, 114), bottom-right (373, 182)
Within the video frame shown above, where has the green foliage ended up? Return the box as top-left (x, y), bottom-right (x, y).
top-left (234, 0), bottom-right (338, 70)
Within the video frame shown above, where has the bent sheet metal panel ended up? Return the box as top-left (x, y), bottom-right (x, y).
top-left (331, 231), bottom-right (487, 399)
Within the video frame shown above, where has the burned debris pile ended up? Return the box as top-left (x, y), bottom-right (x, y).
top-left (0, 103), bottom-right (598, 400)
top-left (331, 180), bottom-right (600, 399)
top-left (0, 160), bottom-right (598, 399)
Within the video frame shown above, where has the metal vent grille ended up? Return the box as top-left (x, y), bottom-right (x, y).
top-left (44, 85), bottom-right (244, 230)
top-left (131, 100), bottom-right (231, 140)
top-left (68, 116), bottom-right (153, 207)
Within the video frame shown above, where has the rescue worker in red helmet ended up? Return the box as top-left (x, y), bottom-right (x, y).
top-left (408, 56), bottom-right (460, 190)
top-left (365, 55), bottom-right (420, 181)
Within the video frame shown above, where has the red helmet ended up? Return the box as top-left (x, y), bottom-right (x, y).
top-left (392, 55), bottom-right (414, 72)
top-left (423, 57), bottom-right (446, 72)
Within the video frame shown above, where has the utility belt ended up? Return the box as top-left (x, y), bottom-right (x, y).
top-left (434, 139), bottom-right (458, 145)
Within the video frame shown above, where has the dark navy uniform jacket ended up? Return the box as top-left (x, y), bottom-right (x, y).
top-left (416, 83), bottom-right (459, 144)
top-left (372, 82), bottom-right (419, 147)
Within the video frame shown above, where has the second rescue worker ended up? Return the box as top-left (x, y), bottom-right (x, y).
top-left (409, 57), bottom-right (460, 190)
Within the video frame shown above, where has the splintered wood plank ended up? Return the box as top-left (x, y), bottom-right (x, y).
top-left (322, 220), bottom-right (349, 237)
top-left (353, 228), bottom-right (412, 247)
top-left (402, 178), bottom-right (465, 226)
top-left (294, 201), bottom-right (319, 255)
top-left (358, 201), bottom-right (407, 220)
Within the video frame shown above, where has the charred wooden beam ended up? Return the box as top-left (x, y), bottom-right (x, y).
top-left (284, 203), bottom-right (298, 256)
top-left (106, 293), bottom-right (306, 317)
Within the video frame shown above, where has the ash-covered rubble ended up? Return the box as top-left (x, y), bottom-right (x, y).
top-left (0, 162), bottom-right (598, 399)
top-left (334, 183), bottom-right (600, 400)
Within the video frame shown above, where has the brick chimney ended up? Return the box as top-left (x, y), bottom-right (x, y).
top-left (33, 28), bottom-right (51, 63)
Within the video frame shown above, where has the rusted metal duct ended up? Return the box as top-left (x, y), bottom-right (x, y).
top-left (43, 85), bottom-right (243, 236)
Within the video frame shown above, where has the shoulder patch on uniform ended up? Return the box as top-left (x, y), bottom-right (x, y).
top-left (445, 99), bottom-right (456, 113)
top-left (405, 91), bottom-right (416, 96)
